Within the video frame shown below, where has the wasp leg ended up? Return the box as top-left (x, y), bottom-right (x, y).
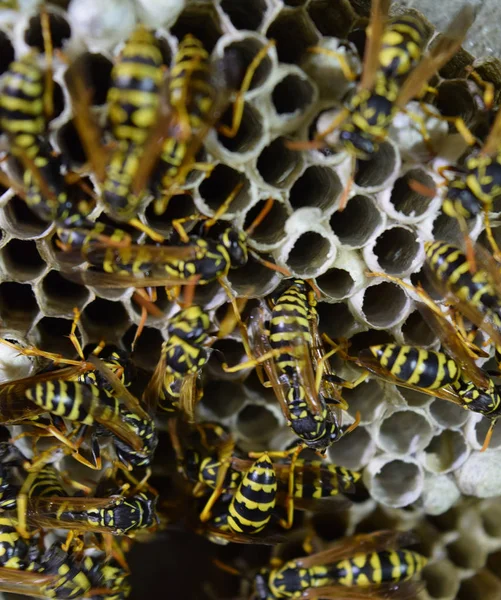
top-left (127, 218), bottom-right (165, 243)
top-left (307, 46), bottom-right (358, 82)
top-left (40, 6), bottom-right (54, 121)
top-left (218, 40), bottom-right (276, 139)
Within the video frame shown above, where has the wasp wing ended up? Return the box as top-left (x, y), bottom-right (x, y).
top-left (296, 530), bottom-right (419, 568)
top-left (303, 581), bottom-right (425, 600)
top-left (396, 5), bottom-right (476, 108)
top-left (360, 0), bottom-right (391, 91)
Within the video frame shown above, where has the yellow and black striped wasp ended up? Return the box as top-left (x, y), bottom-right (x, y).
top-left (288, 0), bottom-right (476, 209)
top-left (142, 304), bottom-right (212, 420)
top-left (423, 240), bottom-right (501, 348)
top-left (252, 530), bottom-right (427, 599)
top-left (352, 271), bottom-right (501, 450)
top-left (223, 279), bottom-right (360, 453)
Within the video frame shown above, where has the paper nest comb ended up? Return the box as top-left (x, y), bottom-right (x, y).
top-left (2, 0), bottom-right (501, 598)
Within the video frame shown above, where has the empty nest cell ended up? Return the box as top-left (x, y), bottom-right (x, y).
top-left (377, 409), bottom-right (433, 455)
top-left (201, 380), bottom-right (248, 419)
top-left (272, 71), bottom-right (315, 117)
top-left (365, 457), bottom-right (423, 508)
top-left (422, 560), bottom-right (460, 600)
top-left (0, 239), bottom-right (46, 281)
top-left (171, 4), bottom-right (222, 51)
top-left (243, 199), bottom-right (289, 248)
top-left (367, 226), bottom-right (421, 275)
top-left (39, 270), bottom-right (91, 316)
top-left (219, 35), bottom-right (274, 94)
top-left (289, 165), bottom-right (342, 212)
top-left (360, 281), bottom-right (409, 328)
top-left (144, 193), bottom-right (197, 236)
top-left (0, 282), bottom-right (39, 331)
top-left (0, 30), bottom-right (14, 76)
top-left (226, 251), bottom-right (281, 298)
top-left (63, 52), bottom-right (113, 106)
top-left (256, 137), bottom-right (303, 188)
top-left (219, 0), bottom-right (267, 31)
top-left (122, 326), bottom-right (162, 371)
top-left (329, 194), bottom-right (383, 248)
top-left (420, 430), bottom-right (469, 474)
top-left (400, 310), bottom-right (437, 347)
top-left (266, 9), bottom-right (319, 65)
top-left (2, 196), bottom-right (51, 240)
top-left (388, 169), bottom-right (437, 221)
top-left (216, 102), bottom-right (264, 155)
top-left (198, 164), bottom-right (251, 216)
top-left (24, 10), bottom-right (71, 52)
top-left (236, 403), bottom-right (280, 442)
top-left (429, 398), bottom-right (470, 428)
top-left (307, 0), bottom-right (357, 39)
top-left (354, 141), bottom-right (398, 190)
top-left (315, 267), bottom-right (355, 300)
top-left (282, 230), bottom-right (334, 277)
top-left (81, 298), bottom-right (130, 343)
top-left (32, 316), bottom-right (79, 358)
top-left (316, 301), bottom-right (357, 338)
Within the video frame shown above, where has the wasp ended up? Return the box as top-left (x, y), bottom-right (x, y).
top-left (288, 0), bottom-right (475, 209)
top-left (224, 280), bottom-right (360, 452)
top-left (82, 553), bottom-right (131, 600)
top-left (253, 530), bottom-right (427, 599)
top-left (142, 305), bottom-right (211, 419)
top-left (423, 240), bottom-right (501, 348)
top-left (354, 272), bottom-right (501, 450)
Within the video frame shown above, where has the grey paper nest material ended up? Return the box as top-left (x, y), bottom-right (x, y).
top-left (2, 0), bottom-right (501, 598)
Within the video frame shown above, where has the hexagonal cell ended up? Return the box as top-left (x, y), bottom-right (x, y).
top-left (24, 11), bottom-right (71, 52)
top-left (216, 102), bottom-right (264, 155)
top-left (367, 227), bottom-right (421, 275)
top-left (458, 571), bottom-right (501, 600)
top-left (143, 193), bottom-right (197, 237)
top-left (317, 301), bottom-right (357, 338)
top-left (64, 53), bottom-right (113, 106)
top-left (271, 71), bottom-right (315, 118)
top-left (471, 417), bottom-right (501, 451)
top-left (361, 282), bottom-right (408, 328)
top-left (256, 137), bottom-right (303, 189)
top-left (329, 195), bottom-right (384, 249)
top-left (219, 36), bottom-right (274, 94)
top-left (219, 0), bottom-right (267, 31)
top-left (266, 9), bottom-right (319, 65)
top-left (354, 141), bottom-right (398, 190)
top-left (434, 79), bottom-right (479, 130)
top-left (327, 426), bottom-right (375, 471)
top-left (377, 409), bottom-right (433, 455)
top-left (429, 398), bottom-right (470, 428)
top-left (171, 4), bottom-right (223, 51)
top-left (81, 298), bottom-right (130, 343)
top-left (200, 380), bottom-right (247, 419)
top-left (122, 326), bottom-right (162, 371)
top-left (198, 165), bottom-right (251, 217)
top-left (2, 196), bottom-right (51, 240)
top-left (227, 252), bottom-right (281, 298)
top-left (0, 239), bottom-right (46, 281)
top-left (480, 503), bottom-right (501, 539)
top-left (0, 31), bottom-right (15, 76)
top-left (0, 282), bottom-right (39, 331)
top-left (342, 379), bottom-right (385, 426)
top-left (129, 287), bottom-right (171, 325)
top-left (32, 316), bottom-right (79, 358)
top-left (289, 166), bottom-right (342, 212)
top-left (39, 270), bottom-right (91, 317)
top-left (447, 536), bottom-right (487, 570)
top-left (282, 231), bottom-right (334, 277)
top-left (243, 199), bottom-right (289, 249)
top-left (401, 310), bottom-right (436, 347)
top-left (206, 338), bottom-right (248, 381)
top-left (236, 403), bottom-right (280, 442)
top-left (410, 266), bottom-right (442, 301)
top-left (316, 267), bottom-right (355, 300)
top-left (421, 430), bottom-right (469, 474)
top-left (307, 0), bottom-right (357, 38)
top-left (365, 457), bottom-right (423, 508)
top-left (422, 560), bottom-right (460, 600)
top-left (388, 169), bottom-right (437, 221)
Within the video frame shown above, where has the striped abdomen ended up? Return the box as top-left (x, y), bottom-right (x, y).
top-left (379, 15), bottom-right (427, 82)
top-left (0, 54), bottom-right (45, 150)
top-left (270, 280), bottom-right (312, 376)
top-left (331, 549), bottom-right (427, 586)
top-left (293, 459), bottom-right (361, 499)
top-left (425, 241), bottom-right (501, 316)
top-left (170, 35), bottom-right (213, 131)
top-left (25, 381), bottom-right (100, 424)
top-left (29, 466), bottom-right (65, 498)
top-left (227, 453), bottom-right (277, 534)
top-left (364, 344), bottom-right (460, 390)
top-left (107, 25), bottom-right (164, 144)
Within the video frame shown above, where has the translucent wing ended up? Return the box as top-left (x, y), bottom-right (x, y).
top-left (0, 568), bottom-right (61, 598)
top-left (60, 269), bottom-right (199, 289)
top-left (296, 530), bottom-right (419, 568)
top-left (141, 344), bottom-right (168, 414)
top-left (396, 5), bottom-right (476, 108)
top-left (303, 581), bottom-right (425, 600)
top-left (360, 0), bottom-right (391, 90)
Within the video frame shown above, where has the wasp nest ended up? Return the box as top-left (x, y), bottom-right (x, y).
top-left (2, 0), bottom-right (501, 598)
